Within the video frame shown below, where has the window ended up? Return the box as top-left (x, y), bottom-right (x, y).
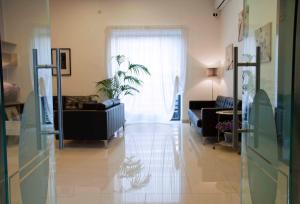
top-left (107, 28), bottom-right (187, 123)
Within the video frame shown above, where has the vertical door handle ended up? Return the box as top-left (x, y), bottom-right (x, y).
top-left (55, 49), bottom-right (64, 149)
top-left (233, 46), bottom-right (261, 150)
top-left (32, 49), bottom-right (64, 150)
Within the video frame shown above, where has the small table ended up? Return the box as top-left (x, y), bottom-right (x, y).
top-left (213, 110), bottom-right (242, 151)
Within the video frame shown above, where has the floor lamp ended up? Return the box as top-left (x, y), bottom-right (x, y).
top-left (206, 68), bottom-right (219, 100)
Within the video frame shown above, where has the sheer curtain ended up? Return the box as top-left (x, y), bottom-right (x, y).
top-left (107, 28), bottom-right (187, 123)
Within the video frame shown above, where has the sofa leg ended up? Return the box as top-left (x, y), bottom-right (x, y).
top-left (104, 140), bottom-right (108, 148)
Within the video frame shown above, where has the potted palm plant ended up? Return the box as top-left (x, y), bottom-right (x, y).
top-left (96, 55), bottom-right (150, 99)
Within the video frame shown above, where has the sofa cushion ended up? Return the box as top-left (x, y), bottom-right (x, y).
top-left (215, 96), bottom-right (226, 108)
top-left (215, 96), bottom-right (237, 109)
top-left (63, 96), bottom-right (99, 110)
top-left (224, 97), bottom-right (234, 108)
top-left (64, 96), bottom-right (89, 109)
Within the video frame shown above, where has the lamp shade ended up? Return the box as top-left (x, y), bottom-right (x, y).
top-left (206, 68), bottom-right (218, 77)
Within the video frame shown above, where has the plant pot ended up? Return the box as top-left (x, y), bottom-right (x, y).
top-left (224, 132), bottom-right (233, 143)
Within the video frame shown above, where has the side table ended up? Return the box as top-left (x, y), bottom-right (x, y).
top-left (213, 110), bottom-right (242, 151)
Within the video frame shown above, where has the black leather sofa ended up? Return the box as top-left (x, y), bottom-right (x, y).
top-left (53, 96), bottom-right (125, 147)
top-left (188, 96), bottom-right (241, 138)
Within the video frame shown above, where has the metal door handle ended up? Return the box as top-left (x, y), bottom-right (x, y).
top-left (232, 47), bottom-right (261, 150)
top-left (32, 49), bottom-right (64, 150)
top-left (238, 129), bottom-right (253, 133)
top-left (41, 130), bottom-right (60, 135)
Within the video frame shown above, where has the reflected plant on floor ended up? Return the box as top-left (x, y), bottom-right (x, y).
top-left (119, 156), bottom-right (143, 178)
top-left (118, 156), bottom-right (151, 192)
top-left (96, 55), bottom-right (150, 99)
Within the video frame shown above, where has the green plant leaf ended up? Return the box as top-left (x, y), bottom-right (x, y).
top-left (117, 70), bottom-right (127, 78)
top-left (120, 84), bottom-right (140, 93)
top-left (96, 78), bottom-right (116, 98)
top-left (124, 75), bottom-right (143, 85)
top-left (96, 56), bottom-right (150, 98)
top-left (124, 91), bottom-right (134, 96)
top-left (129, 64), bottom-right (150, 75)
top-left (115, 55), bottom-right (126, 66)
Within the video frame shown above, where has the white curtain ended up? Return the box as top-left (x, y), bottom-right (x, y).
top-left (107, 28), bottom-right (187, 123)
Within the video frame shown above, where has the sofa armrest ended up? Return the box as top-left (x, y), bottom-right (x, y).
top-left (201, 108), bottom-right (220, 121)
top-left (189, 101), bottom-right (216, 110)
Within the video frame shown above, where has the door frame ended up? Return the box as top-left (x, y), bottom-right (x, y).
top-left (0, 35), bottom-right (9, 204)
top-left (291, 0), bottom-right (300, 203)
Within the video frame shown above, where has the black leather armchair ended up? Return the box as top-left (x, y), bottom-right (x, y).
top-left (188, 96), bottom-right (241, 138)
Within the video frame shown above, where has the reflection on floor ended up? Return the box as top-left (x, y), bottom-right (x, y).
top-left (56, 123), bottom-right (240, 204)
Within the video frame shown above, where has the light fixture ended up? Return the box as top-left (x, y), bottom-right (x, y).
top-left (206, 67), bottom-right (218, 77)
top-left (206, 68), bottom-right (219, 100)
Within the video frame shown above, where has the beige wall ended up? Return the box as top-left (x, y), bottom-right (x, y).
top-left (219, 0), bottom-right (244, 99)
top-left (219, 0), bottom-right (278, 105)
top-left (2, 0), bottom-right (52, 102)
top-left (246, 0), bottom-right (277, 106)
top-left (50, 0), bottom-right (222, 120)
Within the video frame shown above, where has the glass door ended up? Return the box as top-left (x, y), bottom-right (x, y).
top-left (0, 2), bottom-right (8, 203)
top-left (291, 1), bottom-right (300, 203)
top-left (241, 0), bottom-right (297, 203)
top-left (0, 0), bottom-right (56, 203)
top-left (0, 44), bottom-right (8, 204)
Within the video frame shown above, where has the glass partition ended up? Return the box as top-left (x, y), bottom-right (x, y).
top-left (241, 0), bottom-right (296, 203)
top-left (0, 49), bottom-right (8, 204)
top-left (0, 0), bottom-right (56, 203)
top-left (0, 0), bottom-right (8, 202)
top-left (291, 1), bottom-right (300, 203)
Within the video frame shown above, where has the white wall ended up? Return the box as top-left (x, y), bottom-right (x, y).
top-left (50, 0), bottom-right (222, 120)
top-left (219, 0), bottom-right (244, 98)
top-left (219, 0), bottom-right (278, 105)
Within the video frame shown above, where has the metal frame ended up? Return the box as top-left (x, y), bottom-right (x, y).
top-left (233, 46), bottom-right (260, 150)
top-left (0, 35), bottom-right (9, 204)
top-left (292, 0), bottom-right (300, 202)
top-left (55, 48), bottom-right (64, 149)
top-left (32, 49), bottom-right (64, 150)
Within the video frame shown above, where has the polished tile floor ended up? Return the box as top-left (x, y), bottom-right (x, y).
top-left (56, 123), bottom-right (240, 204)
